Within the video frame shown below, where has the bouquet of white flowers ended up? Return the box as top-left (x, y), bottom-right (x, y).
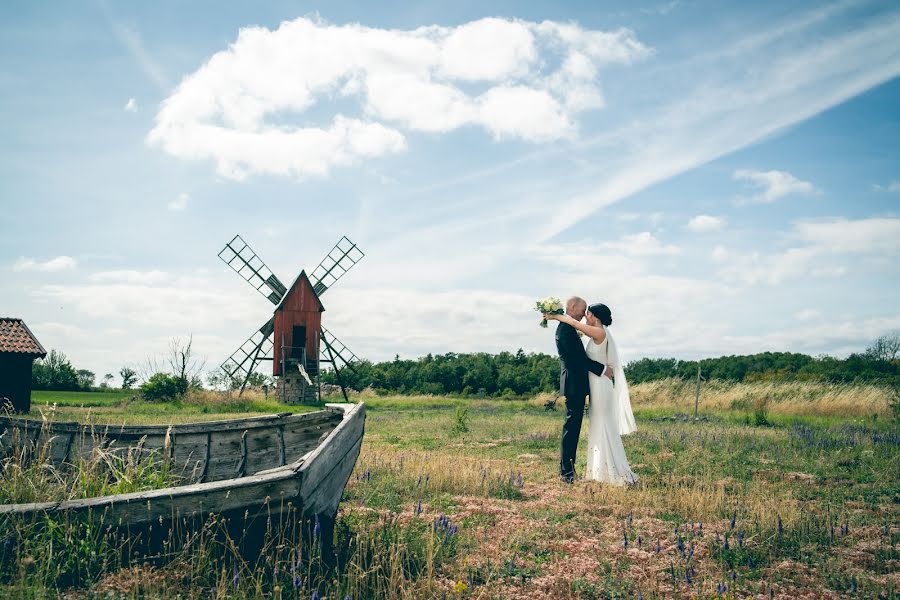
top-left (535, 296), bottom-right (564, 328)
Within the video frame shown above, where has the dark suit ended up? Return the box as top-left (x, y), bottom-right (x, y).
top-left (556, 321), bottom-right (607, 481)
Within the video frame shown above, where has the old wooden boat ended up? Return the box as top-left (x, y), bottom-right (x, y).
top-left (0, 403), bottom-right (364, 555)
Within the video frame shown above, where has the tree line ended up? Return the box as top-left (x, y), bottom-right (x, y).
top-left (32, 333), bottom-right (900, 397)
top-left (31, 349), bottom-right (136, 392)
top-left (321, 333), bottom-right (900, 395)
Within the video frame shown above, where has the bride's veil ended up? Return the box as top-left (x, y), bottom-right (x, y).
top-left (605, 326), bottom-right (637, 435)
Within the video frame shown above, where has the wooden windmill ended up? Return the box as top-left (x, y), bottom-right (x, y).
top-left (217, 235), bottom-right (364, 403)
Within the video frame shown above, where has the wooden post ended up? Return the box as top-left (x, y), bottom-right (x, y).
top-left (694, 363), bottom-right (701, 419)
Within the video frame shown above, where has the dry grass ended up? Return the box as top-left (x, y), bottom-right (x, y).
top-left (629, 378), bottom-right (890, 416)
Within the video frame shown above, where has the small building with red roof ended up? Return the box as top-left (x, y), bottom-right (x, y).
top-left (0, 318), bottom-right (47, 413)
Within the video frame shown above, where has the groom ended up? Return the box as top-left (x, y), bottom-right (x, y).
top-left (556, 296), bottom-right (610, 483)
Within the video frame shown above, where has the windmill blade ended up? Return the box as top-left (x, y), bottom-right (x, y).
top-left (319, 326), bottom-right (360, 372)
top-left (218, 235), bottom-right (288, 305)
top-left (221, 318), bottom-right (275, 391)
top-left (309, 236), bottom-right (365, 296)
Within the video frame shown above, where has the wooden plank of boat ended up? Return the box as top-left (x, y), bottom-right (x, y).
top-left (299, 403), bottom-right (366, 516)
top-left (0, 403), bottom-right (366, 529)
top-left (0, 410), bottom-right (345, 484)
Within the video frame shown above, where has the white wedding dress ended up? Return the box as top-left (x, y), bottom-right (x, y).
top-left (585, 327), bottom-right (638, 485)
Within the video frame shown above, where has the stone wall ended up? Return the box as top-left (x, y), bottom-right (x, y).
top-left (276, 375), bottom-right (318, 404)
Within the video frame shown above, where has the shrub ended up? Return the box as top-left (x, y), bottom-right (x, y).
top-left (752, 397), bottom-right (771, 427)
top-left (451, 406), bottom-right (469, 435)
top-left (139, 373), bottom-right (186, 402)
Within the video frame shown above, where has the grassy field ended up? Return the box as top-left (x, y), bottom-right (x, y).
top-left (5, 381), bottom-right (899, 598)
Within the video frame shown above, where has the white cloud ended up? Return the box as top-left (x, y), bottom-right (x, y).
top-left (13, 256), bottom-right (77, 272)
top-left (794, 308), bottom-right (821, 321)
top-left (615, 212), bottom-right (664, 225)
top-left (686, 215), bottom-right (725, 232)
top-left (32, 271), bottom-right (262, 332)
top-left (642, 1), bottom-right (682, 16)
top-left (88, 270), bottom-right (169, 284)
top-left (603, 232), bottom-right (682, 256)
top-left (733, 169), bottom-right (816, 204)
top-left (711, 245), bottom-right (729, 263)
top-left (124, 98), bottom-right (138, 112)
top-left (792, 217), bottom-right (900, 253)
top-left (872, 181), bottom-right (900, 193)
top-left (112, 24), bottom-right (168, 89)
top-left (718, 217), bottom-right (900, 285)
top-left (147, 17), bottom-right (650, 179)
top-left (167, 193), bottom-right (189, 211)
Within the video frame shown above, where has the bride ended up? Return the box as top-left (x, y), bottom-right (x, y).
top-left (546, 303), bottom-right (638, 485)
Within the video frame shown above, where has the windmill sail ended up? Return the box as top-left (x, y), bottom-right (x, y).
top-left (319, 327), bottom-right (359, 372)
top-left (310, 236), bottom-right (365, 296)
top-left (221, 318), bottom-right (275, 389)
top-left (219, 235), bottom-right (288, 305)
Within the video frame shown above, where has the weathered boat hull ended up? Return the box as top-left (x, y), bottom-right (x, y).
top-left (0, 403), bottom-right (364, 536)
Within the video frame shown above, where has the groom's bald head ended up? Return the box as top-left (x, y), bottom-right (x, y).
top-left (566, 296), bottom-right (587, 320)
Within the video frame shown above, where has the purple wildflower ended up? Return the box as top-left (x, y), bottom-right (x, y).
top-left (738, 531), bottom-right (744, 547)
top-left (313, 515), bottom-right (321, 539)
top-left (730, 512), bottom-right (736, 531)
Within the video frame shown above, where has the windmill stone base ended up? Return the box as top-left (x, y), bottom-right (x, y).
top-left (277, 375), bottom-right (318, 405)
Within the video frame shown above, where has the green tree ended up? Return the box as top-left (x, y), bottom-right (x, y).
top-left (866, 331), bottom-right (900, 362)
top-left (119, 367), bottom-right (138, 390)
top-left (32, 349), bottom-right (79, 391)
top-left (75, 369), bottom-right (95, 390)
top-left (140, 373), bottom-right (184, 402)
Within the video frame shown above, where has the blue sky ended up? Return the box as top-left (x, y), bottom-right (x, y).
top-left (2, 0), bottom-right (899, 382)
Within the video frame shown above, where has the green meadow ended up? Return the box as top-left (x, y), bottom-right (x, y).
top-left (2, 382), bottom-right (897, 598)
